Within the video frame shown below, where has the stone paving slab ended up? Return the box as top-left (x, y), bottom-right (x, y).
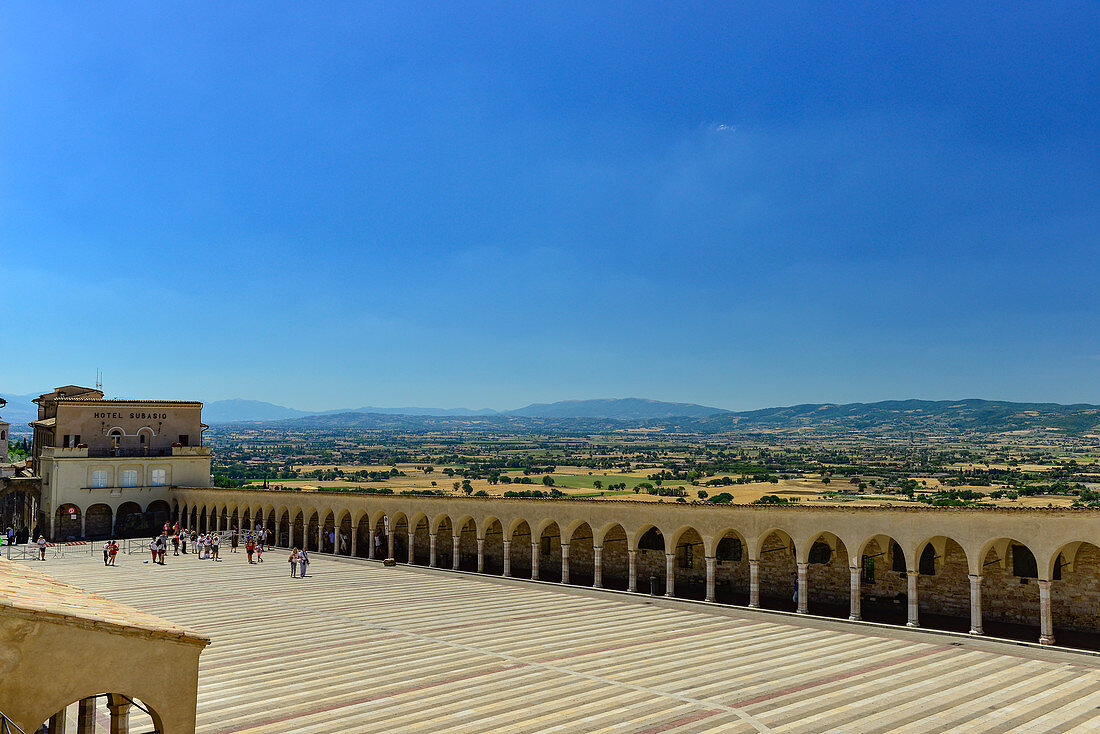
top-left (21, 550), bottom-right (1100, 733)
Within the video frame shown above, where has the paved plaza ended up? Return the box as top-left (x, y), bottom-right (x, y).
top-left (21, 548), bottom-right (1100, 733)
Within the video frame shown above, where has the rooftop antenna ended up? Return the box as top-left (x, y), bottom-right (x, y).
top-left (95, 369), bottom-right (102, 392)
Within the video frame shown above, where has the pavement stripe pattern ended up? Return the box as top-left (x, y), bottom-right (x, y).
top-left (27, 551), bottom-right (1100, 733)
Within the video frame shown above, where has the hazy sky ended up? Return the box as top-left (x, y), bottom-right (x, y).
top-left (2, 2), bottom-right (1098, 410)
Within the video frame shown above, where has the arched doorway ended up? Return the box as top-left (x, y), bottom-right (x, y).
top-left (979, 538), bottom-right (1041, 642)
top-left (55, 504), bottom-right (82, 540)
top-left (670, 527), bottom-right (706, 600)
top-left (795, 533), bottom-right (850, 618)
top-left (713, 529), bottom-right (750, 605)
top-left (146, 500), bottom-right (171, 533)
top-left (482, 518), bottom-right (504, 574)
top-left (635, 525), bottom-right (666, 595)
top-left (509, 520), bottom-right (533, 578)
top-left (757, 530), bottom-right (796, 611)
top-left (115, 502), bottom-right (145, 537)
top-left (435, 516), bottom-right (454, 568)
top-left (567, 522), bottom-right (595, 586)
top-left (600, 523), bottom-right (629, 590)
top-left (1049, 542), bottom-right (1100, 649)
top-left (85, 504), bottom-right (113, 538)
top-left (537, 521), bottom-right (562, 582)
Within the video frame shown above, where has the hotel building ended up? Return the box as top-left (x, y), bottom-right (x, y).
top-left (30, 385), bottom-right (212, 539)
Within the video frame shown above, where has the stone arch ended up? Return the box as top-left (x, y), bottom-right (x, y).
top-left (509, 519), bottom-right (533, 578)
top-left (390, 511), bottom-right (409, 563)
top-left (411, 514), bottom-right (431, 565)
top-left (435, 514), bottom-right (455, 568)
top-left (116, 501), bottom-right (146, 537)
top-left (85, 503), bottom-right (113, 538)
top-left (566, 521), bottom-right (595, 587)
top-left (536, 520), bottom-right (563, 582)
top-left (598, 522), bottom-right (629, 590)
top-left (670, 526), bottom-right (706, 600)
top-left (455, 515), bottom-right (478, 571)
top-left (336, 510), bottom-right (353, 555)
top-left (146, 500), bottom-right (171, 532)
top-left (632, 524), bottom-right (667, 595)
top-left (55, 503), bottom-right (82, 540)
top-left (353, 511), bottom-right (372, 558)
top-left (1048, 541), bottom-right (1100, 647)
top-left (321, 510), bottom-right (336, 552)
top-left (977, 537), bottom-right (1041, 641)
top-left (801, 531), bottom-right (853, 619)
top-left (481, 516), bottom-right (505, 575)
top-left (712, 528), bottom-right (750, 605)
top-left (290, 509), bottom-right (305, 549)
top-left (852, 534), bottom-right (908, 623)
top-left (757, 528), bottom-right (797, 611)
top-left (305, 510), bottom-right (321, 551)
top-left (32, 692), bottom-right (165, 734)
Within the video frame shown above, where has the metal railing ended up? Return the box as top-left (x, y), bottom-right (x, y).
top-left (0, 710), bottom-right (27, 734)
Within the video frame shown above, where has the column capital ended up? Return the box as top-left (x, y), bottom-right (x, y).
top-left (1037, 579), bottom-right (1053, 589)
top-left (796, 561), bottom-right (809, 570)
top-left (968, 573), bottom-right (983, 583)
top-left (907, 570), bottom-right (920, 578)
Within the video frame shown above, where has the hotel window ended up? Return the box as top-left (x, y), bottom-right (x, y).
top-left (122, 469), bottom-right (138, 488)
top-left (151, 469), bottom-right (167, 487)
top-left (92, 470), bottom-right (108, 488)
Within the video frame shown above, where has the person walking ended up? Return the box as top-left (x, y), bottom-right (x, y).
top-left (289, 548), bottom-right (300, 578)
top-left (37, 535), bottom-right (47, 560)
top-left (231, 528), bottom-right (239, 553)
top-left (180, 530), bottom-right (188, 554)
top-left (299, 548), bottom-right (310, 578)
top-left (212, 532), bottom-right (221, 561)
top-left (108, 540), bottom-right (118, 566)
top-left (149, 537), bottom-right (158, 564)
top-left (172, 533), bottom-right (180, 556)
top-left (102, 540), bottom-right (111, 566)
top-left (245, 535), bottom-right (255, 564)
top-left (255, 542), bottom-right (264, 563)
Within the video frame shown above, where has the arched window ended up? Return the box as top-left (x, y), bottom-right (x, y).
top-left (1012, 544), bottom-right (1038, 578)
top-left (891, 540), bottom-right (907, 573)
top-left (919, 544), bottom-right (937, 576)
top-left (716, 536), bottom-right (742, 562)
top-left (638, 527), bottom-right (664, 551)
top-left (809, 540), bottom-right (832, 565)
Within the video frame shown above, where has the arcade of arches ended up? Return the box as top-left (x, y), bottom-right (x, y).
top-left (171, 488), bottom-right (1100, 649)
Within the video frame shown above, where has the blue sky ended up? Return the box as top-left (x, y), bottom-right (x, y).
top-left (2, 2), bottom-right (1098, 410)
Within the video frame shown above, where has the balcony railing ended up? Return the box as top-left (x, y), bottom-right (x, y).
top-left (41, 446), bottom-right (210, 459)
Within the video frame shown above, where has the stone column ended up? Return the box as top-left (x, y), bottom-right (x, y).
top-left (593, 546), bottom-right (603, 588)
top-left (968, 574), bottom-right (984, 635)
top-left (1039, 579), bottom-right (1055, 645)
top-left (503, 540), bottom-right (512, 577)
top-left (317, 525), bottom-right (323, 552)
top-left (77, 696), bottom-right (96, 734)
top-left (108, 699), bottom-right (132, 734)
top-left (407, 537), bottom-right (415, 564)
top-left (561, 543), bottom-right (570, 584)
top-left (796, 562), bottom-right (809, 614)
top-left (452, 536), bottom-right (460, 570)
top-left (429, 534), bottom-right (437, 567)
top-left (477, 538), bottom-right (485, 572)
top-left (664, 552), bottom-right (675, 597)
top-left (907, 572), bottom-right (920, 627)
top-left (81, 511), bottom-right (86, 538)
top-left (531, 542), bottom-right (540, 580)
top-left (749, 559), bottom-right (760, 608)
top-left (367, 531), bottom-right (375, 559)
top-left (628, 549), bottom-right (638, 592)
top-left (49, 511), bottom-right (56, 540)
top-left (849, 566), bottom-right (861, 621)
top-left (49, 708), bottom-right (67, 734)
top-left (705, 556), bottom-right (716, 602)
top-left (387, 528), bottom-right (394, 560)
top-left (350, 532), bottom-right (357, 558)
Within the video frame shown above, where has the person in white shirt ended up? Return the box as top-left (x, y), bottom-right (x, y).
top-left (212, 533), bottom-right (221, 561)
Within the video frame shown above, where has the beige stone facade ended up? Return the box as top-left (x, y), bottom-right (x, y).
top-left (173, 487), bottom-right (1100, 648)
top-left (31, 386), bottom-right (211, 539)
top-left (0, 558), bottom-right (208, 733)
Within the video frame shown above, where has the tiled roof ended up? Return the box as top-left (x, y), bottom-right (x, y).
top-left (0, 559), bottom-right (209, 645)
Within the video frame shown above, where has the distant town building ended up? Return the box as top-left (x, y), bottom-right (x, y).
top-left (30, 385), bottom-right (212, 539)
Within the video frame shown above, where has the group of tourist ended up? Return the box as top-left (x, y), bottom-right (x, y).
top-left (288, 547), bottom-right (310, 578)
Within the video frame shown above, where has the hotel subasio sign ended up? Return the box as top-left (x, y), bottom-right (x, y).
top-left (93, 411), bottom-right (170, 420)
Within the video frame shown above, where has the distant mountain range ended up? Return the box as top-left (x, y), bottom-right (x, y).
top-left (201, 397), bottom-right (726, 423)
top-left (5, 391), bottom-right (1099, 436)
